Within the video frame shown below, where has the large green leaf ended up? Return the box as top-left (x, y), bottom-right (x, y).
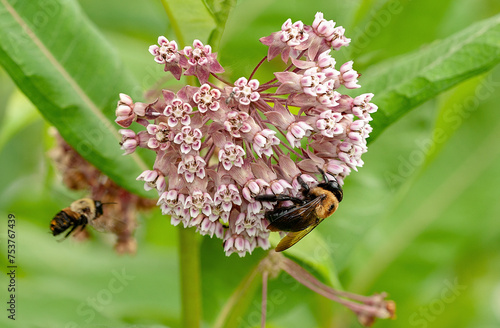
top-left (349, 0), bottom-right (456, 64)
top-left (0, 0), bottom-right (151, 197)
top-left (361, 13), bottom-right (500, 142)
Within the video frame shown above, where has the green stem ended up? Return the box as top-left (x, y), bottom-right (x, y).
top-left (179, 227), bottom-right (202, 328)
top-left (160, 0), bottom-right (185, 48)
top-left (213, 264), bottom-right (261, 328)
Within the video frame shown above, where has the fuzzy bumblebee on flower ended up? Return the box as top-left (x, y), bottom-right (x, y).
top-left (116, 12), bottom-right (377, 257)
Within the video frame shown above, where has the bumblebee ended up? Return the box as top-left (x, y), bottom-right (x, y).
top-left (255, 167), bottom-right (343, 252)
top-left (50, 198), bottom-right (108, 239)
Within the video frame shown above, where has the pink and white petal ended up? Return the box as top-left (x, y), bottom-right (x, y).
top-left (249, 92), bottom-right (260, 102)
top-left (192, 141), bottom-right (201, 151)
top-left (196, 168), bottom-right (206, 179)
top-left (239, 97), bottom-right (251, 106)
top-left (185, 173), bottom-right (195, 183)
top-left (222, 160), bottom-right (232, 171)
top-left (116, 105), bottom-right (132, 117)
top-left (147, 138), bottom-right (159, 149)
top-left (156, 175), bottom-right (166, 192)
top-left (168, 117), bottom-right (178, 127)
top-left (181, 116), bottom-right (191, 126)
top-left (173, 133), bottom-right (184, 144)
top-left (202, 205), bottom-right (212, 216)
top-left (221, 202), bottom-right (232, 212)
top-left (171, 216), bottom-right (181, 226)
top-left (144, 170), bottom-right (158, 182)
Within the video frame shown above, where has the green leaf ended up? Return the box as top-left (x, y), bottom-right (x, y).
top-left (160, 0), bottom-right (217, 47)
top-left (0, 0), bottom-right (152, 198)
top-left (205, 0), bottom-right (236, 48)
top-left (0, 120), bottom-right (45, 205)
top-left (427, 74), bottom-right (486, 164)
top-left (0, 90), bottom-right (40, 153)
top-left (77, 0), bottom-right (168, 40)
top-left (350, 0), bottom-right (456, 64)
top-left (360, 13), bottom-right (500, 142)
top-left (0, 68), bottom-right (15, 123)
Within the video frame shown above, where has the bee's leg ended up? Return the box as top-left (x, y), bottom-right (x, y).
top-left (62, 216), bottom-right (88, 239)
top-left (76, 216), bottom-right (89, 234)
top-left (316, 166), bottom-right (330, 183)
top-left (297, 174), bottom-right (310, 193)
top-left (255, 194), bottom-right (305, 205)
top-left (63, 224), bottom-right (79, 239)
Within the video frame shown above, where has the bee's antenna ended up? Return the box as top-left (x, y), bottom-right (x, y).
top-left (101, 202), bottom-right (117, 206)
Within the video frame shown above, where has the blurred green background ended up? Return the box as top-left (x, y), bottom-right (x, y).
top-left (1, 0), bottom-right (500, 327)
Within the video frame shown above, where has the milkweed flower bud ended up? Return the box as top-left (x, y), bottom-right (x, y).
top-left (287, 121), bottom-right (313, 148)
top-left (137, 169), bottom-right (166, 193)
top-left (316, 110), bottom-right (344, 137)
top-left (253, 129), bottom-right (280, 158)
top-left (352, 93), bottom-right (378, 121)
top-left (119, 129), bottom-right (138, 155)
top-left (340, 61), bottom-right (361, 89)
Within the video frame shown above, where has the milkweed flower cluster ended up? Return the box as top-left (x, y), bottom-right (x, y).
top-left (116, 12), bottom-right (377, 257)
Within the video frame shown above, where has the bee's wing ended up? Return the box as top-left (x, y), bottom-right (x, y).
top-left (275, 220), bottom-right (323, 252)
top-left (267, 195), bottom-right (324, 232)
top-left (88, 216), bottom-right (130, 234)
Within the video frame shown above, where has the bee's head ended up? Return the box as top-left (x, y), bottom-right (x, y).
top-left (93, 201), bottom-right (116, 218)
top-left (94, 201), bottom-right (104, 217)
top-left (94, 200), bottom-right (116, 218)
top-left (316, 167), bottom-right (343, 202)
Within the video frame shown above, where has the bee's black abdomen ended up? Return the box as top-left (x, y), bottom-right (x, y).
top-left (50, 210), bottom-right (73, 236)
top-left (264, 206), bottom-right (292, 224)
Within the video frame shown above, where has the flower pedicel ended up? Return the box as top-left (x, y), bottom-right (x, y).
top-left (116, 12), bottom-right (377, 257)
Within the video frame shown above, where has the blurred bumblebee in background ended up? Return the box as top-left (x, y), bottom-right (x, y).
top-left (50, 198), bottom-right (113, 239)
